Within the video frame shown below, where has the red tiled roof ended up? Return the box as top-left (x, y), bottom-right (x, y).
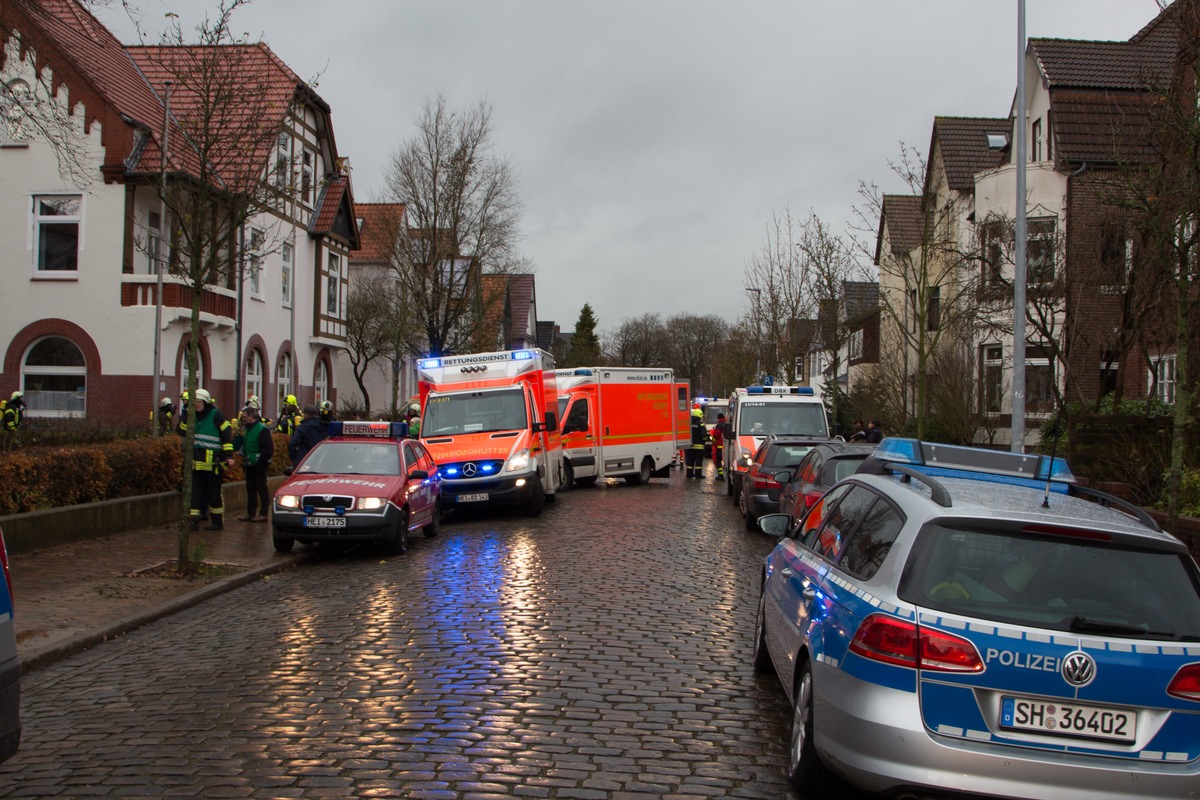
top-left (932, 116), bottom-right (1010, 192)
top-left (352, 203), bottom-right (405, 263)
top-left (308, 174), bottom-right (360, 248)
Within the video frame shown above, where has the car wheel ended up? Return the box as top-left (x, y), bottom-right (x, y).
top-left (574, 473), bottom-right (598, 487)
top-left (744, 497), bottom-right (758, 531)
top-left (624, 457), bottom-right (653, 485)
top-left (788, 661), bottom-right (832, 794)
top-left (526, 481), bottom-right (545, 516)
top-left (421, 504), bottom-right (440, 538)
top-left (725, 471), bottom-right (734, 496)
top-left (388, 510), bottom-right (409, 555)
top-left (559, 459), bottom-right (574, 492)
top-left (738, 484), bottom-right (749, 517)
top-left (272, 531), bottom-right (294, 553)
top-left (752, 590), bottom-right (774, 675)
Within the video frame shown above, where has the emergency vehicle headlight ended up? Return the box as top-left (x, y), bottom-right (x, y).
top-left (506, 448), bottom-right (531, 472)
top-left (277, 494), bottom-right (301, 509)
top-left (355, 497), bottom-right (387, 511)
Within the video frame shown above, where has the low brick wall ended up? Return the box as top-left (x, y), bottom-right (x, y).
top-left (0, 476), bottom-right (286, 555)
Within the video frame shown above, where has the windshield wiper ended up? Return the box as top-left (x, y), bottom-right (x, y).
top-left (1069, 614), bottom-right (1174, 638)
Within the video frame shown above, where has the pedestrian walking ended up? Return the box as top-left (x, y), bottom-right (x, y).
top-left (235, 406), bottom-right (274, 522)
top-left (865, 419), bottom-right (884, 444)
top-left (176, 388), bottom-right (234, 530)
top-left (686, 407), bottom-right (707, 478)
top-left (710, 412), bottom-right (728, 479)
top-left (276, 394), bottom-right (301, 436)
top-left (288, 404), bottom-right (330, 467)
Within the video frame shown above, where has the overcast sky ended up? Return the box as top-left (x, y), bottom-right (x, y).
top-left (96, 0), bottom-right (1163, 337)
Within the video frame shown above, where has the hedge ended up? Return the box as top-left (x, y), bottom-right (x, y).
top-left (0, 433), bottom-right (291, 516)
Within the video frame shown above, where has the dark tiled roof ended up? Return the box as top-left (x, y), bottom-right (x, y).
top-left (932, 117), bottom-right (1010, 191)
top-left (843, 281), bottom-right (879, 324)
top-left (1030, 3), bottom-right (1178, 90)
top-left (878, 195), bottom-right (924, 262)
top-left (536, 321), bottom-right (557, 352)
top-left (351, 203), bottom-right (405, 263)
top-left (1052, 90), bottom-right (1157, 165)
top-left (505, 273), bottom-right (536, 343)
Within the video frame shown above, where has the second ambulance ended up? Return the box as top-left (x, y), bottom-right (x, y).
top-left (724, 385), bottom-right (829, 500)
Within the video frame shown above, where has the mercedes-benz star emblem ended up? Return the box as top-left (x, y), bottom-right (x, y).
top-left (1061, 651), bottom-right (1096, 687)
top-left (462, 463), bottom-right (478, 477)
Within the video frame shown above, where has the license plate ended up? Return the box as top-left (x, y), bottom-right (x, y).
top-left (1000, 696), bottom-right (1136, 743)
top-left (303, 516), bottom-right (347, 529)
top-left (458, 493), bottom-right (489, 503)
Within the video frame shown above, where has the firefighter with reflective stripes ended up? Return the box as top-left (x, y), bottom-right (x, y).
top-left (177, 388), bottom-right (234, 530)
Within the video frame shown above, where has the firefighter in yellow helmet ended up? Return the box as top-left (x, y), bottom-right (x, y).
top-left (686, 407), bottom-right (707, 478)
top-left (155, 396), bottom-right (175, 436)
top-left (2, 391), bottom-right (25, 433)
top-left (276, 393), bottom-right (301, 435)
top-left (176, 388), bottom-right (234, 530)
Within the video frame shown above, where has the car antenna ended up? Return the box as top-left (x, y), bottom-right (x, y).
top-left (1042, 399), bottom-right (1066, 509)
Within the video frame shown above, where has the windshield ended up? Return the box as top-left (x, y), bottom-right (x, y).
top-left (423, 387), bottom-right (528, 436)
top-left (704, 404), bottom-right (727, 426)
top-left (900, 525), bottom-right (1200, 640)
top-left (297, 442), bottom-right (400, 476)
top-left (737, 401), bottom-right (826, 437)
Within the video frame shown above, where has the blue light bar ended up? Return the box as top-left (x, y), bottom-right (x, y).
top-left (512, 350), bottom-right (533, 360)
top-left (873, 437), bottom-right (1075, 490)
top-left (746, 385), bottom-right (814, 396)
top-left (418, 357), bottom-right (441, 370)
top-left (573, 368), bottom-right (593, 376)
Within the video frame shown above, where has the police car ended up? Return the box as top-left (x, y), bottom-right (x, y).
top-left (752, 438), bottom-right (1200, 798)
top-left (272, 421), bottom-right (441, 555)
top-left (0, 524), bottom-right (18, 764)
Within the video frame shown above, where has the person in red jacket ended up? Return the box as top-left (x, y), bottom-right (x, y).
top-left (711, 412), bottom-right (727, 479)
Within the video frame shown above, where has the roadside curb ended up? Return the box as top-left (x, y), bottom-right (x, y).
top-left (19, 551), bottom-right (312, 674)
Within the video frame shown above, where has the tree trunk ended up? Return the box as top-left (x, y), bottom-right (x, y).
top-left (177, 287), bottom-right (203, 574)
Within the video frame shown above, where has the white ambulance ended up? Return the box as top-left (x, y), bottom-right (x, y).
top-left (723, 385), bottom-right (829, 499)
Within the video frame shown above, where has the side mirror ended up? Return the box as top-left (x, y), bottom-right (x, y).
top-left (409, 469), bottom-right (429, 480)
top-left (283, 466), bottom-right (294, 476)
top-left (545, 410), bottom-right (558, 432)
top-left (757, 513), bottom-right (791, 538)
top-left (774, 470), bottom-right (792, 484)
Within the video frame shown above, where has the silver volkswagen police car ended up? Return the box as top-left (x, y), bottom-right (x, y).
top-left (753, 438), bottom-right (1200, 799)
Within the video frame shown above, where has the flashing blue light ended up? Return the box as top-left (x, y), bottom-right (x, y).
top-left (747, 386), bottom-right (767, 394)
top-left (873, 437), bottom-right (921, 464)
top-left (512, 350), bottom-right (534, 360)
top-left (873, 437), bottom-right (1076, 486)
top-left (573, 368), bottom-right (594, 376)
top-left (746, 385), bottom-right (814, 396)
top-left (418, 357), bottom-right (441, 370)
top-left (480, 463), bottom-right (496, 473)
top-left (328, 421), bottom-right (343, 436)
top-left (445, 466), bottom-right (460, 476)
top-left (795, 387), bottom-right (814, 396)
top-left (303, 505), bottom-right (314, 514)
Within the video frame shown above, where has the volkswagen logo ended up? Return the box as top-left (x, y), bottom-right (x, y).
top-left (1061, 651), bottom-right (1096, 687)
top-left (462, 462), bottom-right (478, 477)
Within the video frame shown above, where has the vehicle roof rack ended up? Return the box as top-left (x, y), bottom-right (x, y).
top-left (1067, 484), bottom-right (1161, 532)
top-left (881, 462), bottom-right (953, 507)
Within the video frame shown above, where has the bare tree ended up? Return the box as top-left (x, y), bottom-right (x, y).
top-left (664, 313), bottom-right (730, 394)
top-left (743, 206), bottom-right (815, 382)
top-left (382, 94), bottom-right (523, 357)
top-left (139, 0), bottom-right (289, 572)
top-left (604, 313), bottom-right (667, 367)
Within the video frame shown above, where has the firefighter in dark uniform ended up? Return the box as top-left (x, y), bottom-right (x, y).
top-left (2, 391), bottom-right (25, 434)
top-left (177, 388), bottom-right (234, 530)
top-left (686, 407), bottom-right (707, 478)
top-left (276, 394), bottom-right (301, 436)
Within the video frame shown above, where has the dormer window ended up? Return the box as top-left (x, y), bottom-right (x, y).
top-left (986, 132), bottom-right (1008, 149)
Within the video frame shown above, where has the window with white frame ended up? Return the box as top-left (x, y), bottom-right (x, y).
top-left (981, 345), bottom-right (1004, 414)
top-left (3, 78), bottom-right (31, 144)
top-left (327, 252), bottom-right (340, 314)
top-left (274, 131), bottom-right (292, 190)
top-left (1026, 345), bottom-right (1056, 414)
top-left (849, 329), bottom-right (863, 361)
top-left (1100, 351), bottom-right (1119, 398)
top-left (281, 241), bottom-right (293, 307)
top-left (33, 195), bottom-right (82, 273)
top-left (301, 148), bottom-right (314, 205)
top-left (1150, 355), bottom-right (1176, 405)
top-left (180, 357), bottom-right (205, 404)
top-left (146, 210), bottom-right (162, 275)
top-left (1027, 217), bottom-right (1057, 286)
top-left (276, 352), bottom-right (293, 411)
top-left (245, 348), bottom-right (263, 404)
top-left (247, 227), bottom-right (264, 298)
top-left (314, 360), bottom-right (328, 407)
top-left (1031, 118), bottom-right (1042, 162)
top-left (22, 336), bottom-right (86, 417)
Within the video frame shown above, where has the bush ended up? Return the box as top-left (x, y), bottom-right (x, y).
top-left (1173, 469), bottom-right (1200, 518)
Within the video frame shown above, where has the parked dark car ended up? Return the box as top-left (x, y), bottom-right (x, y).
top-left (739, 436), bottom-right (824, 531)
top-left (779, 441), bottom-right (876, 524)
top-left (0, 523), bottom-right (20, 765)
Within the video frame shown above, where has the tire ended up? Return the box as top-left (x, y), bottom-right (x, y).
top-left (388, 509), bottom-right (409, 554)
top-left (624, 457), bottom-right (653, 485)
top-left (526, 480), bottom-right (545, 516)
top-left (574, 474), bottom-right (598, 487)
top-left (744, 498), bottom-right (758, 531)
top-left (421, 504), bottom-right (440, 538)
top-left (558, 459), bottom-right (574, 492)
top-left (788, 661), bottom-right (832, 794)
top-left (272, 531), bottom-right (294, 553)
top-left (752, 590), bottom-right (775, 675)
top-left (738, 484), bottom-right (750, 517)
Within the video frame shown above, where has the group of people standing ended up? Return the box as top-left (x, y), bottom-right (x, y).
top-left (849, 419), bottom-right (884, 444)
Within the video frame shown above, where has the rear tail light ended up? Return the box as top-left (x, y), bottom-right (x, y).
top-left (849, 614), bottom-right (984, 673)
top-left (1167, 664), bottom-right (1200, 702)
top-left (752, 473), bottom-right (781, 490)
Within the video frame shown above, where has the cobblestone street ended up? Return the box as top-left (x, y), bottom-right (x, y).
top-left (0, 468), bottom-right (873, 799)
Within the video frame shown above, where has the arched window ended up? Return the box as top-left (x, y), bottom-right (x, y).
top-left (180, 355), bottom-right (205, 404)
top-left (314, 359), bottom-right (328, 407)
top-left (276, 351), bottom-right (293, 411)
top-left (22, 336), bottom-right (86, 417)
top-left (245, 349), bottom-right (263, 405)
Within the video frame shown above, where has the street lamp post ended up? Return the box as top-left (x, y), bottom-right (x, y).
top-left (747, 288), bottom-right (762, 381)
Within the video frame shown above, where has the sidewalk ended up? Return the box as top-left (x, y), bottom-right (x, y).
top-left (8, 516), bottom-right (304, 672)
